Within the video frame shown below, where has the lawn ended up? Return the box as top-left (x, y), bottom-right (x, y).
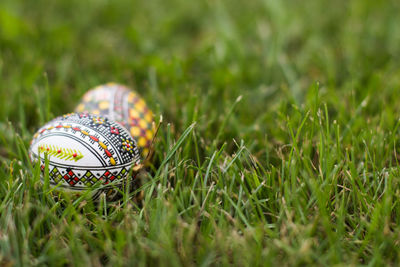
top-left (1, 0), bottom-right (400, 265)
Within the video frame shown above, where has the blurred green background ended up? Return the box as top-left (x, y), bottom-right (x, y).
top-left (2, 0), bottom-right (400, 265)
top-left (2, 0), bottom-right (400, 146)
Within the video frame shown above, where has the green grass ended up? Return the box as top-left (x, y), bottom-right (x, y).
top-left (1, 0), bottom-right (400, 265)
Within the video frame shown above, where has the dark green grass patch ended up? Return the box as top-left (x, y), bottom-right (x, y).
top-left (1, 0), bottom-right (400, 265)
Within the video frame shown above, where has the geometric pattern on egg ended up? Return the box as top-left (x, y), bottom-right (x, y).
top-left (75, 83), bottom-right (154, 158)
top-left (29, 113), bottom-right (141, 198)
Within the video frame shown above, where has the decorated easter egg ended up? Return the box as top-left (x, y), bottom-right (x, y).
top-left (75, 83), bottom-right (154, 158)
top-left (29, 113), bottom-right (141, 199)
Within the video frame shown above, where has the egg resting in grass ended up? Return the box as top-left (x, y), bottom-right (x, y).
top-left (29, 113), bottom-right (141, 200)
top-left (75, 83), bottom-right (154, 159)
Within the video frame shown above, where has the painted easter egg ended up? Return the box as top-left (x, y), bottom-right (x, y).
top-left (29, 113), bottom-right (141, 199)
top-left (75, 83), bottom-right (154, 159)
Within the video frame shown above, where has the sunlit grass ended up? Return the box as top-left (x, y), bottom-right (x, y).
top-left (1, 0), bottom-right (400, 265)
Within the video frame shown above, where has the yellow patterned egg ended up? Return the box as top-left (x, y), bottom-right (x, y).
top-left (75, 83), bottom-right (154, 159)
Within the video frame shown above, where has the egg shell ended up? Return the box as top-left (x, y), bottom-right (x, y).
top-left (75, 83), bottom-right (154, 158)
top-left (29, 113), bottom-right (141, 199)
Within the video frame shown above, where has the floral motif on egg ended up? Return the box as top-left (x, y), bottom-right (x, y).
top-left (29, 113), bottom-right (141, 200)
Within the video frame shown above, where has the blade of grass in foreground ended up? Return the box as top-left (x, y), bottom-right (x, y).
top-left (136, 122), bottom-right (196, 198)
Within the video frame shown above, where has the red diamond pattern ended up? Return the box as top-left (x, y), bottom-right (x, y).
top-left (63, 169), bottom-right (79, 186)
top-left (41, 167), bottom-right (127, 187)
